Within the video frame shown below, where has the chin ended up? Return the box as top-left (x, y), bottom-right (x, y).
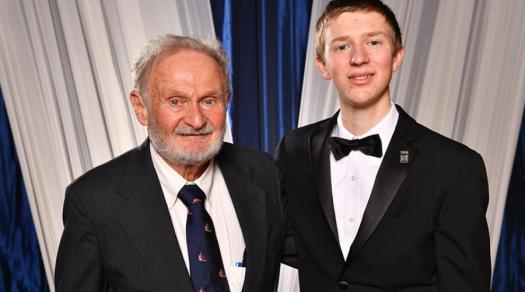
top-left (341, 91), bottom-right (388, 109)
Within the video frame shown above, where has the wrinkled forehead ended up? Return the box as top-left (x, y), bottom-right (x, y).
top-left (147, 49), bottom-right (226, 90)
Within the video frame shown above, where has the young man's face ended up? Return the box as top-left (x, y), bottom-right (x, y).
top-left (316, 11), bottom-right (404, 110)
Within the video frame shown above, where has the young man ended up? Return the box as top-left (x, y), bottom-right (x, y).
top-left (55, 35), bottom-right (284, 292)
top-left (276, 1), bottom-right (491, 291)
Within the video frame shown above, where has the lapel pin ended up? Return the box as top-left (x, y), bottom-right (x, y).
top-left (400, 150), bottom-right (409, 164)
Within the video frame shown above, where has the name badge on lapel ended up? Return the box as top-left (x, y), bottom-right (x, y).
top-left (400, 150), bottom-right (409, 164)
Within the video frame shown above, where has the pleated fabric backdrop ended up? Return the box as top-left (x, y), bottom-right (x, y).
top-left (0, 89), bottom-right (48, 291)
top-left (210, 0), bottom-right (312, 153)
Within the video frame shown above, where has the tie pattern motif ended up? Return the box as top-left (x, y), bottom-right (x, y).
top-left (178, 184), bottom-right (230, 292)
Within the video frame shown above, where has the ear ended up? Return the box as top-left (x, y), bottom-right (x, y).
top-left (315, 55), bottom-right (332, 80)
top-left (392, 47), bottom-right (405, 73)
top-left (130, 90), bottom-right (149, 126)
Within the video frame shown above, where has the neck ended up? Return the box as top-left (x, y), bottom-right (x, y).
top-left (339, 98), bottom-right (391, 136)
top-left (165, 158), bottom-right (210, 182)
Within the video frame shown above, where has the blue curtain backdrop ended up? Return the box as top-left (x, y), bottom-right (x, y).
top-left (210, 0), bottom-right (312, 153)
top-left (492, 109), bottom-right (525, 291)
top-left (0, 89), bottom-right (49, 291)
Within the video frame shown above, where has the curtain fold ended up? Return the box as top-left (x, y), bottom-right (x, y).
top-left (210, 0), bottom-right (312, 153)
top-left (0, 88), bottom-right (48, 291)
top-left (492, 109), bottom-right (525, 291)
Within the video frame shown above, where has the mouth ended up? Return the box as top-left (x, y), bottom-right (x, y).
top-left (175, 122), bottom-right (215, 137)
top-left (347, 73), bottom-right (374, 86)
top-left (348, 73), bottom-right (374, 81)
top-left (178, 132), bottom-right (209, 136)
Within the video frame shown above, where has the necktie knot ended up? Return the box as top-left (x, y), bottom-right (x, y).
top-left (330, 134), bottom-right (383, 160)
top-left (178, 184), bottom-right (206, 208)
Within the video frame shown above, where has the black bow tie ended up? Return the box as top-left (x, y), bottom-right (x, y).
top-left (330, 134), bottom-right (382, 160)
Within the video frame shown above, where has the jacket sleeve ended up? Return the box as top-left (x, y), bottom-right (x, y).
top-left (55, 186), bottom-right (104, 292)
top-left (434, 151), bottom-right (491, 291)
top-left (275, 136), bottom-right (299, 268)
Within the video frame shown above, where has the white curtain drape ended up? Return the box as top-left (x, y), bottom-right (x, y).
top-left (1, 0), bottom-right (524, 291)
top-left (300, 0), bottom-right (525, 277)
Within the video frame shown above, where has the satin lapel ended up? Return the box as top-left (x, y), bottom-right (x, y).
top-left (116, 141), bottom-right (193, 291)
top-left (311, 112), bottom-right (340, 242)
top-left (217, 145), bottom-right (267, 292)
top-left (346, 107), bottom-right (420, 264)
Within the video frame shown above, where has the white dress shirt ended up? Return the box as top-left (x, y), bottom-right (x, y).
top-left (150, 145), bottom-right (246, 292)
top-left (330, 103), bottom-right (399, 260)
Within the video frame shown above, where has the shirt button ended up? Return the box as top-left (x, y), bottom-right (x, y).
top-left (348, 217), bottom-right (354, 223)
top-left (351, 176), bottom-right (356, 182)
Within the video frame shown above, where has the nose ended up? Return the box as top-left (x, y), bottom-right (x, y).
top-left (183, 102), bottom-right (206, 129)
top-left (350, 45), bottom-right (369, 65)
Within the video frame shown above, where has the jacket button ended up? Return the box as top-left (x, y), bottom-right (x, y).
top-left (338, 280), bottom-right (349, 289)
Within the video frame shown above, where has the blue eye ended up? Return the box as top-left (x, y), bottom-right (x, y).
top-left (369, 40), bottom-right (381, 47)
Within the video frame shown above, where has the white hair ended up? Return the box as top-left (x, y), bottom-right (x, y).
top-left (132, 34), bottom-right (231, 106)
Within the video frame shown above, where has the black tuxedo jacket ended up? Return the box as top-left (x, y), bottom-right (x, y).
top-left (55, 140), bottom-right (284, 292)
top-left (276, 105), bottom-right (490, 292)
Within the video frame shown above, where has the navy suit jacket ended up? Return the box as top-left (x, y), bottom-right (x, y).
top-left (55, 140), bottom-right (284, 292)
top-left (276, 105), bottom-right (490, 292)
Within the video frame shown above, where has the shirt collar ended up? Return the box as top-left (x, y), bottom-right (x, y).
top-left (150, 144), bottom-right (215, 209)
top-left (333, 102), bottom-right (399, 156)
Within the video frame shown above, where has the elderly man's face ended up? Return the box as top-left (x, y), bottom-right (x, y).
top-left (136, 50), bottom-right (228, 166)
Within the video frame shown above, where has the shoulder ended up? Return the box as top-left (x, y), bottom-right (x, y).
top-left (218, 142), bottom-right (275, 170)
top-left (66, 143), bottom-right (147, 196)
top-left (218, 143), bottom-right (280, 187)
top-left (277, 116), bottom-right (332, 153)
top-left (284, 117), bottom-right (331, 141)
top-left (397, 105), bottom-right (483, 164)
top-left (401, 116), bottom-right (485, 175)
top-left (418, 123), bottom-right (481, 162)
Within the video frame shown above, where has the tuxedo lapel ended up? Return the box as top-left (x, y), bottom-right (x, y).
top-left (116, 141), bottom-right (193, 291)
top-left (217, 144), bottom-right (267, 291)
top-left (310, 113), bottom-right (340, 243)
top-left (346, 106), bottom-right (420, 264)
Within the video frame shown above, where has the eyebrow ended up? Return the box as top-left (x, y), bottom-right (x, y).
top-left (164, 89), bottom-right (224, 99)
top-left (329, 31), bottom-right (390, 44)
top-left (366, 31), bottom-right (389, 38)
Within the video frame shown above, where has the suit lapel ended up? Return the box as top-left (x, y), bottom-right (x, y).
top-left (310, 113), bottom-right (340, 243)
top-left (346, 106), bottom-right (420, 264)
top-left (217, 144), bottom-right (267, 292)
top-left (116, 141), bottom-right (193, 291)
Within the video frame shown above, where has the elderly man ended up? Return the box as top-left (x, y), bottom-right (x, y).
top-left (55, 34), bottom-right (284, 292)
top-left (277, 0), bottom-right (490, 291)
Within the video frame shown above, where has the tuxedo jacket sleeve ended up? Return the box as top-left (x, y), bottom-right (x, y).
top-left (276, 106), bottom-right (490, 292)
top-left (55, 140), bottom-right (284, 292)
